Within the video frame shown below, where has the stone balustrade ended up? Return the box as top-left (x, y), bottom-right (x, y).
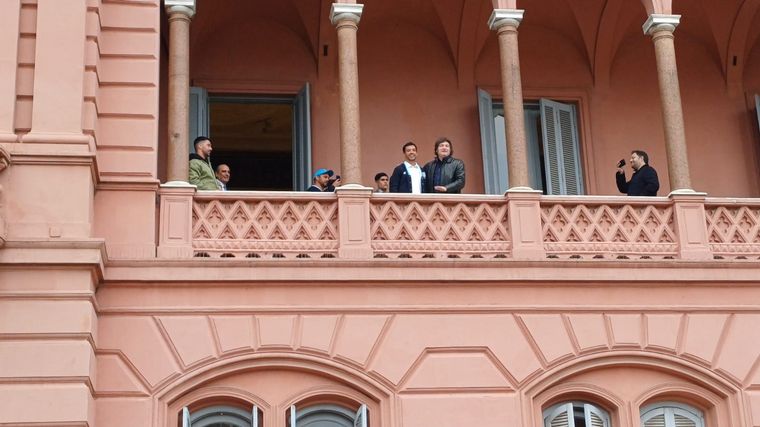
top-left (157, 183), bottom-right (760, 261)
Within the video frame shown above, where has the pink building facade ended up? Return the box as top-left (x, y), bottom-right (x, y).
top-left (1, 0), bottom-right (760, 426)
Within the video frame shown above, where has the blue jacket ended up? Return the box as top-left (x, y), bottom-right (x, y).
top-left (616, 164), bottom-right (659, 196)
top-left (389, 162), bottom-right (426, 193)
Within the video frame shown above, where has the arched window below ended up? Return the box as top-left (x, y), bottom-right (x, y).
top-left (288, 403), bottom-right (368, 427)
top-left (640, 402), bottom-right (705, 427)
top-left (543, 401), bottom-right (611, 427)
top-left (182, 405), bottom-right (260, 427)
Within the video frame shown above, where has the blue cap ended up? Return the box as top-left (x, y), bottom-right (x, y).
top-left (313, 168), bottom-right (334, 178)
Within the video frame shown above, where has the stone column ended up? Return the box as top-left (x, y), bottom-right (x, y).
top-left (489, 9), bottom-right (530, 190)
top-left (165, 0), bottom-right (195, 182)
top-left (644, 14), bottom-right (692, 192)
top-left (331, 3), bottom-right (364, 185)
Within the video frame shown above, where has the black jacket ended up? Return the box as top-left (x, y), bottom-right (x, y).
top-left (422, 156), bottom-right (465, 193)
top-left (389, 163), bottom-right (426, 193)
top-left (616, 164), bottom-right (659, 196)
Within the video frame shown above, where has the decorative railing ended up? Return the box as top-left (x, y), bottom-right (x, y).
top-left (540, 197), bottom-right (678, 259)
top-left (157, 184), bottom-right (760, 261)
top-left (370, 194), bottom-right (510, 259)
top-left (191, 192), bottom-right (338, 259)
top-left (704, 198), bottom-right (760, 259)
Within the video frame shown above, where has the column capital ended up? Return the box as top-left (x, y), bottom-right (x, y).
top-left (488, 9), bottom-right (524, 30)
top-left (165, 0), bottom-right (195, 18)
top-left (643, 14), bottom-right (680, 35)
top-left (330, 3), bottom-right (364, 25)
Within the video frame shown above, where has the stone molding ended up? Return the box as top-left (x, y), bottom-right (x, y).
top-left (330, 3), bottom-right (364, 25)
top-left (643, 14), bottom-right (680, 35)
top-left (488, 9), bottom-right (524, 30)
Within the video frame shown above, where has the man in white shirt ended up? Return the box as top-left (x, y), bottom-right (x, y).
top-left (389, 141), bottom-right (426, 193)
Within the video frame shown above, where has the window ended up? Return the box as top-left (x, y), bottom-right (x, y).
top-left (543, 401), bottom-right (611, 427)
top-left (189, 85), bottom-right (312, 191)
top-left (478, 89), bottom-right (584, 195)
top-left (181, 405), bottom-right (261, 427)
top-left (288, 403), bottom-right (368, 427)
top-left (640, 403), bottom-right (704, 427)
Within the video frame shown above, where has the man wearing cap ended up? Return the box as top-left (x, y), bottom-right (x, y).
top-left (189, 136), bottom-right (221, 190)
top-left (307, 168), bottom-right (340, 192)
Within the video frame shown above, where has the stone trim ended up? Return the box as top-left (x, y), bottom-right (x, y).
top-left (488, 9), bottom-right (524, 30)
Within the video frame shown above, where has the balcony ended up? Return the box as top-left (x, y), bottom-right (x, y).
top-left (156, 184), bottom-right (760, 262)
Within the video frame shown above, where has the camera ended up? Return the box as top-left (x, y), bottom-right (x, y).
top-left (617, 159), bottom-right (626, 168)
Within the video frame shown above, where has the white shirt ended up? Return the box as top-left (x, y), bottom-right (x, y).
top-left (404, 161), bottom-right (423, 194)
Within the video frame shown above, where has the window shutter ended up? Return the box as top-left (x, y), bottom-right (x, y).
top-left (354, 404), bottom-right (368, 427)
top-left (182, 407), bottom-right (191, 427)
top-left (755, 94), bottom-right (760, 135)
top-left (290, 404), bottom-right (297, 427)
top-left (189, 87), bottom-right (209, 154)
top-left (477, 88), bottom-right (509, 194)
top-left (644, 413), bottom-right (667, 427)
top-left (584, 404), bottom-right (609, 427)
top-left (252, 405), bottom-right (259, 427)
top-left (293, 83), bottom-right (313, 191)
top-left (545, 402), bottom-right (575, 427)
top-left (673, 413), bottom-right (696, 427)
top-left (539, 98), bottom-right (584, 195)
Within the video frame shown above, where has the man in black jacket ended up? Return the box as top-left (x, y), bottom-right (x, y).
top-left (616, 150), bottom-right (659, 196)
top-left (422, 137), bottom-right (465, 193)
top-left (389, 141), bottom-right (426, 193)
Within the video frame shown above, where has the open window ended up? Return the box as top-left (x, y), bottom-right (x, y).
top-left (189, 84), bottom-right (312, 191)
top-left (478, 89), bottom-right (584, 195)
top-left (182, 405), bottom-right (261, 427)
top-left (640, 403), bottom-right (704, 427)
top-left (288, 403), bottom-right (368, 427)
top-left (543, 401), bottom-right (611, 427)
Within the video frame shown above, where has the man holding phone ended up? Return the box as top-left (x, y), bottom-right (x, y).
top-left (615, 150), bottom-right (660, 196)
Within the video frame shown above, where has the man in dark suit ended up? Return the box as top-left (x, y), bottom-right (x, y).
top-left (616, 150), bottom-right (660, 196)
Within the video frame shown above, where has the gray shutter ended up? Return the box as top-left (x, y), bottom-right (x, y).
top-left (252, 405), bottom-right (259, 427)
top-left (539, 98), bottom-right (584, 195)
top-left (182, 407), bottom-right (191, 427)
top-left (189, 86), bottom-right (209, 154)
top-left (584, 404), bottom-right (609, 427)
top-left (755, 94), bottom-right (760, 135)
top-left (293, 83), bottom-right (312, 191)
top-left (290, 404), bottom-right (297, 427)
top-left (477, 88), bottom-right (508, 194)
top-left (644, 413), bottom-right (667, 427)
top-left (545, 403), bottom-right (575, 427)
top-left (354, 404), bottom-right (368, 427)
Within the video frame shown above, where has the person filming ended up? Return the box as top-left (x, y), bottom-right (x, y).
top-left (615, 150), bottom-right (659, 196)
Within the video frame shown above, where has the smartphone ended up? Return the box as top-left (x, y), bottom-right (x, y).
top-left (617, 159), bottom-right (626, 168)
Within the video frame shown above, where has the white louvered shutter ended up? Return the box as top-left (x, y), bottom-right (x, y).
top-left (585, 404), bottom-right (609, 427)
top-left (539, 98), bottom-right (584, 195)
top-left (642, 405), bottom-right (703, 427)
top-left (293, 83), bottom-right (312, 191)
top-left (354, 404), bottom-right (368, 427)
top-left (290, 404), bottom-right (297, 427)
top-left (189, 87), bottom-right (209, 154)
top-left (252, 405), bottom-right (259, 427)
top-left (545, 402), bottom-right (575, 427)
top-left (478, 88), bottom-right (509, 194)
top-left (182, 407), bottom-right (191, 427)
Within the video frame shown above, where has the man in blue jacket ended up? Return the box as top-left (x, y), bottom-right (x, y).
top-left (616, 150), bottom-right (660, 196)
top-left (389, 141), bottom-right (426, 193)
